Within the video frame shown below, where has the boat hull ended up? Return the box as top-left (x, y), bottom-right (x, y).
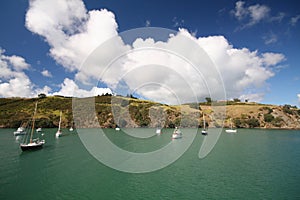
top-left (172, 134), bottom-right (182, 139)
top-left (36, 128), bottom-right (42, 132)
top-left (156, 129), bottom-right (161, 134)
top-left (225, 129), bottom-right (237, 133)
top-left (14, 131), bottom-right (26, 136)
top-left (20, 141), bottom-right (45, 151)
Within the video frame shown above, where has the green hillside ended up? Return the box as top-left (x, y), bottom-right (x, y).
top-left (1, 96), bottom-right (300, 129)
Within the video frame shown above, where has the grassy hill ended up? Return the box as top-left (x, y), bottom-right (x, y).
top-left (1, 96), bottom-right (300, 129)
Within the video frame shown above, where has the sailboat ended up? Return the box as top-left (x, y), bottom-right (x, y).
top-left (20, 102), bottom-right (45, 151)
top-left (172, 127), bottom-right (182, 139)
top-left (201, 114), bottom-right (208, 135)
top-left (55, 111), bottom-right (62, 138)
top-left (225, 118), bottom-right (237, 133)
top-left (69, 122), bottom-right (74, 131)
top-left (13, 126), bottom-right (26, 136)
top-left (156, 127), bottom-right (161, 134)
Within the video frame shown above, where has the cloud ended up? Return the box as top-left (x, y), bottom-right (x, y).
top-left (52, 78), bottom-right (112, 97)
top-left (232, 1), bottom-right (248, 20)
top-left (0, 49), bottom-right (33, 97)
top-left (262, 53), bottom-right (285, 66)
top-left (247, 3), bottom-right (270, 25)
top-left (231, 1), bottom-right (285, 29)
top-left (25, 0), bottom-right (286, 104)
top-left (0, 49), bottom-right (30, 71)
top-left (263, 32), bottom-right (278, 45)
top-left (270, 12), bottom-right (285, 23)
top-left (194, 34), bottom-right (284, 101)
top-left (0, 48), bottom-right (54, 98)
top-left (298, 94), bottom-right (300, 104)
top-left (26, 0), bottom-right (118, 72)
top-left (290, 15), bottom-right (300, 26)
top-left (41, 69), bottom-right (52, 77)
top-left (239, 93), bottom-right (265, 103)
top-left (87, 29), bottom-right (284, 104)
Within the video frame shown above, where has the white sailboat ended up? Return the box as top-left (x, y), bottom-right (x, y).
top-left (226, 118), bottom-right (237, 133)
top-left (156, 128), bottom-right (161, 135)
top-left (13, 126), bottom-right (26, 136)
top-left (69, 126), bottom-right (74, 131)
top-left (201, 114), bottom-right (208, 135)
top-left (36, 127), bottom-right (42, 132)
top-left (20, 102), bottom-right (45, 151)
top-left (172, 127), bottom-right (182, 139)
top-left (55, 111), bottom-right (62, 138)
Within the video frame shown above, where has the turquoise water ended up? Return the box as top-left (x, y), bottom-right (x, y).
top-left (1, 128), bottom-right (300, 199)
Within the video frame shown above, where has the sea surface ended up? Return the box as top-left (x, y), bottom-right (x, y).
top-left (0, 128), bottom-right (300, 199)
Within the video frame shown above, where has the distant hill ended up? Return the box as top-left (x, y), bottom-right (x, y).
top-left (0, 96), bottom-right (299, 129)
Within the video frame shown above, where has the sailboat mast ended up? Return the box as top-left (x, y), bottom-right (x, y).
top-left (30, 102), bottom-right (37, 143)
top-left (58, 111), bottom-right (62, 131)
top-left (203, 114), bottom-right (206, 129)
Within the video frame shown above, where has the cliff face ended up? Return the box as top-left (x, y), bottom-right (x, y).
top-left (0, 96), bottom-right (299, 129)
top-left (223, 104), bottom-right (300, 129)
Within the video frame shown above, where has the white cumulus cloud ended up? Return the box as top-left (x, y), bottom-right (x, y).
top-left (26, 0), bottom-right (118, 72)
top-left (0, 49), bottom-right (33, 97)
top-left (195, 34), bottom-right (284, 101)
top-left (52, 78), bottom-right (112, 97)
top-left (0, 48), bottom-right (54, 98)
top-left (24, 0), bottom-right (286, 104)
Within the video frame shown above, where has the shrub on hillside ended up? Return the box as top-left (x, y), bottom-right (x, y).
top-left (264, 113), bottom-right (274, 122)
top-left (247, 118), bottom-right (260, 128)
top-left (283, 105), bottom-right (293, 114)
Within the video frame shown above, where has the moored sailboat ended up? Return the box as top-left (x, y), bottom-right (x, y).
top-left (156, 127), bottom-right (161, 134)
top-left (172, 127), bottom-right (182, 139)
top-left (225, 118), bottom-right (237, 133)
top-left (14, 126), bottom-right (26, 136)
top-left (201, 114), bottom-right (208, 135)
top-left (55, 111), bottom-right (62, 138)
top-left (20, 102), bottom-right (45, 151)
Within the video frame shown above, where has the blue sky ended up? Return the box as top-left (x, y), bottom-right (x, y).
top-left (0, 0), bottom-right (299, 105)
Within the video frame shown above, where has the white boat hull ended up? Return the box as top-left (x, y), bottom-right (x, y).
top-left (56, 131), bottom-right (62, 138)
top-left (14, 127), bottom-right (26, 136)
top-left (172, 133), bottom-right (182, 139)
top-left (201, 130), bottom-right (208, 135)
top-left (225, 129), bottom-right (237, 133)
top-left (20, 140), bottom-right (45, 151)
top-left (156, 129), bottom-right (161, 134)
